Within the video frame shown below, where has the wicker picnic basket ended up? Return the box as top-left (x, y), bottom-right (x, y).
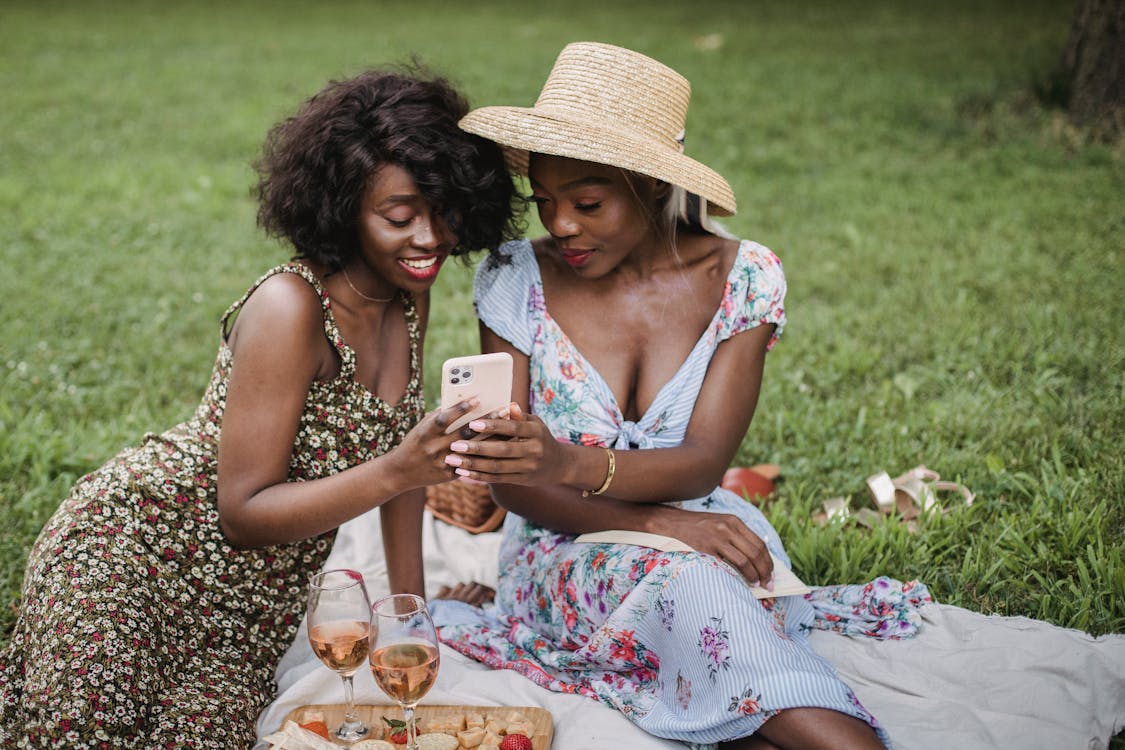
top-left (425, 480), bottom-right (506, 534)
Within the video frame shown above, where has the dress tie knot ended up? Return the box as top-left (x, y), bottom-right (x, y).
top-left (612, 420), bottom-right (653, 450)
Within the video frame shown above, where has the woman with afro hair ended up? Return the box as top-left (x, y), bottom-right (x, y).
top-left (0, 67), bottom-right (520, 748)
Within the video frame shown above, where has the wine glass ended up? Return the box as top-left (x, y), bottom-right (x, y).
top-left (307, 569), bottom-right (372, 742)
top-left (369, 594), bottom-right (440, 750)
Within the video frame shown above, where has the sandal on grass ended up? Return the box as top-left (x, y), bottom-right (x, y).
top-left (866, 464), bottom-right (975, 521)
top-left (812, 496), bottom-right (882, 529)
top-left (813, 465), bottom-right (974, 530)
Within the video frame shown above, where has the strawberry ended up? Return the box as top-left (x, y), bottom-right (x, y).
top-left (382, 716), bottom-right (410, 744)
top-left (500, 735), bottom-right (534, 750)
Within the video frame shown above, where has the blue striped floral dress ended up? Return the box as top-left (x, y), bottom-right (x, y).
top-left (435, 239), bottom-right (928, 748)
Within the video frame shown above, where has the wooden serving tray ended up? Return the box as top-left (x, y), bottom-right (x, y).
top-left (284, 704), bottom-right (553, 749)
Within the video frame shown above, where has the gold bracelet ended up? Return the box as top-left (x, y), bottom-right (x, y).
top-left (582, 448), bottom-right (616, 497)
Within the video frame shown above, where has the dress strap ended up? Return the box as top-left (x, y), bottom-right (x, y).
top-left (219, 263), bottom-right (357, 377)
top-left (402, 290), bottom-right (422, 392)
top-left (219, 263), bottom-right (420, 387)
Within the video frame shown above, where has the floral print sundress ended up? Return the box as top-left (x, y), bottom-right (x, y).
top-left (435, 240), bottom-right (930, 749)
top-left (0, 264), bottom-right (425, 749)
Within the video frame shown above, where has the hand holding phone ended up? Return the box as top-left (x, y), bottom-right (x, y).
top-left (439, 352), bottom-right (513, 434)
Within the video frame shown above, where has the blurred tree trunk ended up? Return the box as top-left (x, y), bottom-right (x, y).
top-left (1055, 0), bottom-right (1124, 136)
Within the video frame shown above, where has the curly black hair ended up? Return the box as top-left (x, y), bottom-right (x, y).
top-left (255, 66), bottom-right (522, 268)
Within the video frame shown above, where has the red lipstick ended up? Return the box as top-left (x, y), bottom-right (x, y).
top-left (399, 254), bottom-right (443, 281)
top-left (560, 247), bottom-right (595, 268)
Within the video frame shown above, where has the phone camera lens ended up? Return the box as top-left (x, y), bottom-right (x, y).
top-left (450, 377), bottom-right (460, 384)
top-left (450, 367), bottom-right (461, 375)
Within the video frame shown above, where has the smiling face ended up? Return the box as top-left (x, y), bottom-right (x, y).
top-left (528, 154), bottom-right (667, 276)
top-left (352, 163), bottom-right (458, 296)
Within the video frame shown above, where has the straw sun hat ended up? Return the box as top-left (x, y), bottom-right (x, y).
top-left (459, 41), bottom-right (736, 217)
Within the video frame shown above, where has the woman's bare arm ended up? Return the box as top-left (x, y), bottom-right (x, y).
top-left (380, 489), bottom-right (426, 597)
top-left (457, 321), bottom-right (775, 584)
top-left (216, 274), bottom-right (469, 549)
top-left (457, 321), bottom-right (773, 501)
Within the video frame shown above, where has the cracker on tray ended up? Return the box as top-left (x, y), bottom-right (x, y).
top-left (421, 714), bottom-right (464, 734)
top-left (415, 733), bottom-right (458, 750)
top-left (351, 741), bottom-right (395, 750)
top-left (457, 726), bottom-right (486, 748)
top-left (507, 719), bottom-right (534, 737)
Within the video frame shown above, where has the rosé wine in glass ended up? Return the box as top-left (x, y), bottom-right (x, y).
top-left (370, 640), bottom-right (439, 704)
top-left (307, 569), bottom-right (371, 741)
top-left (309, 619), bottom-right (370, 675)
top-left (370, 594), bottom-right (439, 750)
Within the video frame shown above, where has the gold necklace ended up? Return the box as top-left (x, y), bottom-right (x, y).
top-left (343, 267), bottom-right (396, 303)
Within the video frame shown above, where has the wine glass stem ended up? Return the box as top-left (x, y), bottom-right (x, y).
top-left (342, 673), bottom-right (359, 724)
top-left (402, 702), bottom-right (418, 750)
top-left (333, 672), bottom-right (367, 740)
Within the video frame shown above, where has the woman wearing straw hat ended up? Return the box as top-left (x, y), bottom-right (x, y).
top-left (433, 43), bottom-right (927, 749)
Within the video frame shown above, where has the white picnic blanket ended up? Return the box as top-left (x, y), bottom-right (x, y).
top-left (255, 509), bottom-right (1125, 750)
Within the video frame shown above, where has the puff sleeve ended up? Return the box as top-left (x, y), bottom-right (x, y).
top-left (717, 241), bottom-right (787, 349)
top-left (473, 239), bottom-right (538, 355)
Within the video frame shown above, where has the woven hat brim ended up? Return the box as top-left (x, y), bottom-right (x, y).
top-left (460, 107), bottom-right (735, 217)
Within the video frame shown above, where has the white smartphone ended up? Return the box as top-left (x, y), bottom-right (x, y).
top-left (439, 352), bottom-right (514, 434)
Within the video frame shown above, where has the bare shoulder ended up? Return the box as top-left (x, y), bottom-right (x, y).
top-left (679, 232), bottom-right (741, 273)
top-left (718, 235), bottom-right (743, 266)
top-left (228, 269), bottom-right (326, 351)
top-left (245, 270), bottom-right (321, 318)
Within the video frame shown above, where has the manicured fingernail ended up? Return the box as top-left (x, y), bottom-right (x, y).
top-left (450, 441), bottom-right (469, 452)
top-left (765, 575), bottom-right (775, 592)
top-left (444, 454), bottom-right (462, 467)
top-left (454, 468), bottom-right (470, 477)
top-left (498, 408), bottom-right (510, 418)
top-left (468, 420), bottom-right (486, 432)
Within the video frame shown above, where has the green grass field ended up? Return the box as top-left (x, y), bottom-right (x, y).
top-left (1, 0), bottom-right (1121, 672)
